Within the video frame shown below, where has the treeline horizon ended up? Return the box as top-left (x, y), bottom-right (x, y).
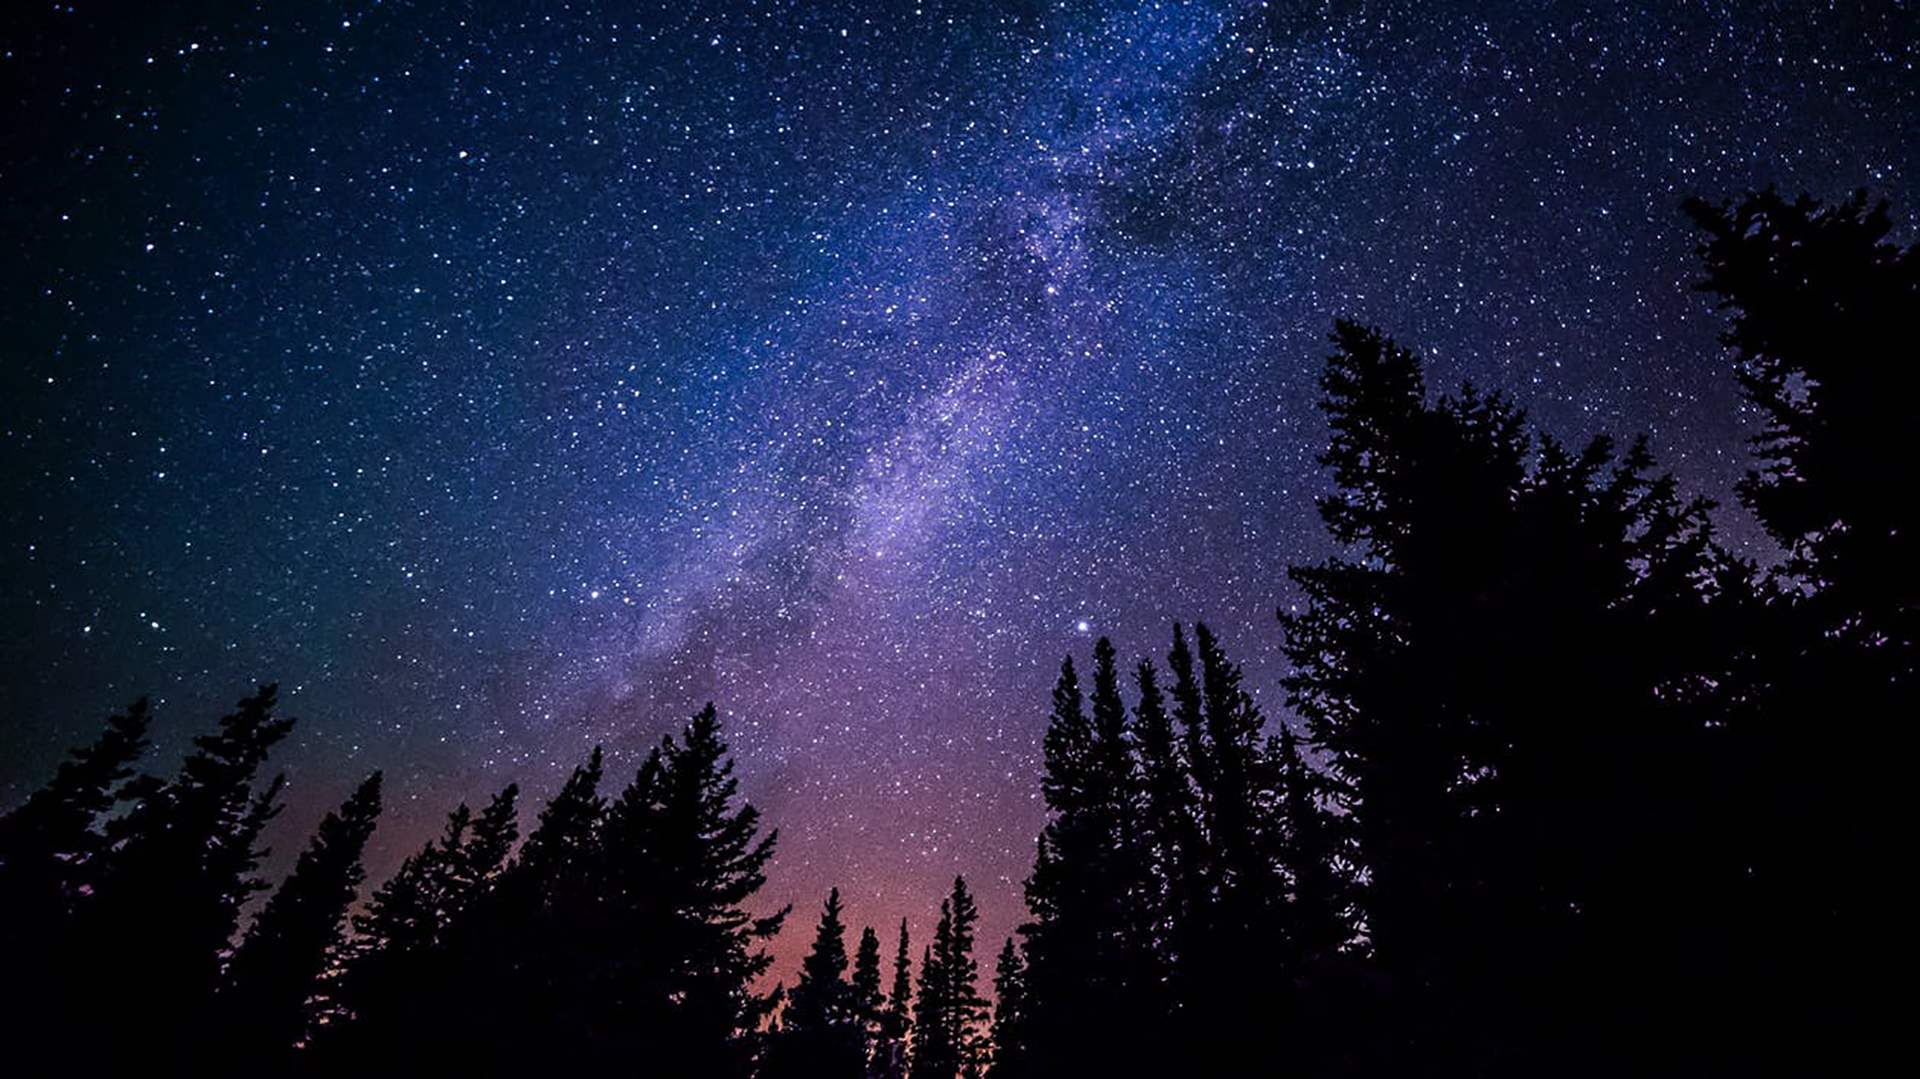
top-left (1, 188), bottom-right (1910, 1076)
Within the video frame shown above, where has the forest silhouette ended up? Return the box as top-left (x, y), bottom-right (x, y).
top-left (1, 190), bottom-right (1910, 1076)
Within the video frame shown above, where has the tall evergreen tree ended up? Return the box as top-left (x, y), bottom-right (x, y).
top-left (1176, 625), bottom-right (1295, 1069)
top-left (512, 745), bottom-right (607, 893)
top-left (1130, 658), bottom-right (1202, 974)
top-left (220, 771), bottom-right (384, 1061)
top-left (768, 887), bottom-right (866, 1078)
top-left (1157, 622), bottom-right (1216, 1030)
top-left (0, 698), bottom-right (154, 1062)
top-left (329, 781), bottom-right (519, 1057)
top-left (0, 697), bottom-right (153, 912)
top-left (987, 938), bottom-right (1028, 1079)
top-left (790, 887), bottom-right (853, 1026)
top-left (912, 877), bottom-right (984, 1079)
top-left (439, 747), bottom-right (607, 1067)
top-left (1191, 622), bottom-right (1283, 918)
top-left (1280, 321), bottom-right (1497, 1008)
top-left (874, 919), bottom-right (913, 1079)
top-left (913, 936), bottom-right (946, 1079)
top-left (1684, 188), bottom-right (1918, 657)
top-left (456, 782), bottom-right (521, 897)
top-left (1280, 320), bottom-right (1736, 1071)
top-left (1166, 624), bottom-right (1211, 828)
top-left (852, 925), bottom-right (886, 1061)
top-left (1272, 725), bottom-right (1348, 963)
top-left (1018, 645), bottom-right (1158, 1073)
top-left (1683, 188), bottom-right (1916, 1071)
top-left (79, 684), bottom-right (295, 1064)
top-left (600, 705), bottom-right (788, 1075)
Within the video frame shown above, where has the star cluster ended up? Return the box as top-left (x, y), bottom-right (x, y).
top-left (3, 1), bottom-right (1913, 979)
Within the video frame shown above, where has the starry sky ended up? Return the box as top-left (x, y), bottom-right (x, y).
top-left (3, 1), bottom-right (1914, 982)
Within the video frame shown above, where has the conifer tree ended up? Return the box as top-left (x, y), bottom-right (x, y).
top-left (944, 876), bottom-right (986, 1079)
top-left (457, 782), bottom-right (521, 895)
top-left (1272, 725), bottom-right (1347, 962)
top-left (852, 925), bottom-right (885, 1058)
top-left (1167, 626), bottom-right (1294, 1068)
top-left (1191, 622), bottom-right (1282, 918)
top-left (1020, 643), bottom-right (1169, 1072)
top-left (221, 771), bottom-right (384, 1061)
top-left (1156, 623), bottom-right (1215, 1026)
top-left (1684, 189), bottom-right (1918, 657)
top-left (0, 697), bottom-right (152, 911)
top-left (790, 887), bottom-right (852, 1027)
top-left (80, 684), bottom-right (294, 1064)
top-left (377, 798), bottom-right (477, 952)
top-left (1166, 624), bottom-right (1211, 826)
top-left (1131, 658), bottom-right (1201, 964)
top-left (331, 781), bottom-right (519, 1056)
top-left (1280, 320), bottom-right (1735, 1069)
top-left (1683, 188), bottom-right (1916, 1071)
top-left (511, 745), bottom-right (606, 894)
top-left (1280, 322), bottom-right (1485, 998)
top-left (0, 698), bottom-right (154, 1061)
top-left (599, 705), bottom-right (787, 1075)
top-left (768, 887), bottom-right (865, 1078)
top-left (912, 877), bottom-right (984, 1079)
top-left (987, 937), bottom-right (1028, 1079)
top-left (874, 919), bottom-right (913, 1079)
top-left (913, 926), bottom-right (950, 1078)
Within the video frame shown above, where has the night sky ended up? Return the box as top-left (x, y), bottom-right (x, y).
top-left (3, 1), bottom-right (1913, 981)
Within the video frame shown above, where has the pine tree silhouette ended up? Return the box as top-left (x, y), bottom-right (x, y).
top-left (600, 705), bottom-right (788, 1075)
top-left (1272, 724), bottom-right (1348, 964)
top-left (768, 887), bottom-right (867, 1078)
top-left (1130, 657), bottom-right (1203, 979)
top-left (1281, 319), bottom-right (1742, 1073)
top-left (220, 771), bottom-right (384, 1062)
top-left (442, 746), bottom-right (607, 1068)
top-left (0, 698), bottom-right (154, 1063)
top-left (986, 937), bottom-right (1028, 1078)
top-left (328, 782), bottom-right (518, 1060)
top-left (911, 877), bottom-right (984, 1079)
top-left (1166, 624), bottom-right (1211, 825)
top-left (913, 936), bottom-right (944, 1078)
top-left (1020, 642), bottom-right (1165, 1073)
top-left (852, 924), bottom-right (886, 1065)
top-left (874, 919), bottom-right (913, 1079)
top-left (80, 684), bottom-right (294, 1065)
top-left (1683, 188), bottom-right (1917, 1072)
top-left (1685, 189), bottom-right (1918, 652)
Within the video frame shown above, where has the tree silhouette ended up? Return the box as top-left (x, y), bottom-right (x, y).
top-left (767, 887), bottom-right (867, 1078)
top-left (603, 705), bottom-right (788, 1075)
top-left (1130, 657), bottom-right (1202, 979)
top-left (1684, 189), bottom-right (1918, 653)
top-left (0, 698), bottom-right (153, 1063)
top-left (1271, 724), bottom-right (1348, 964)
top-left (80, 684), bottom-right (294, 1065)
top-left (329, 782), bottom-right (518, 1059)
top-left (852, 925), bottom-right (886, 1062)
top-left (987, 937), bottom-right (1028, 1078)
top-left (911, 876), bottom-right (984, 1079)
top-left (1683, 188), bottom-right (1917, 1073)
top-left (220, 771), bottom-right (384, 1062)
top-left (1280, 319), bottom-right (1748, 1072)
top-left (433, 746), bottom-right (608, 1067)
top-left (1020, 641), bottom-right (1173, 1073)
top-left (873, 919), bottom-right (913, 1079)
